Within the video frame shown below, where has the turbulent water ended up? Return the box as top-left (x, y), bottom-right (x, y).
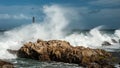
top-left (0, 5), bottom-right (120, 68)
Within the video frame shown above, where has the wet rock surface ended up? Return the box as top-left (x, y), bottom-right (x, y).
top-left (17, 39), bottom-right (115, 68)
top-left (0, 59), bottom-right (14, 68)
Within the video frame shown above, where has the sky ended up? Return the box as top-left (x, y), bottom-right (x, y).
top-left (0, 0), bottom-right (120, 29)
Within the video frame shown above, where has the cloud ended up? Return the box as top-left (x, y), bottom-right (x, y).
top-left (88, 8), bottom-right (120, 18)
top-left (82, 8), bottom-right (120, 29)
top-left (13, 14), bottom-right (31, 20)
top-left (89, 0), bottom-right (120, 7)
top-left (0, 14), bottom-right (10, 19)
top-left (0, 14), bottom-right (31, 20)
top-left (0, 5), bottom-right (42, 17)
top-left (68, 5), bottom-right (120, 29)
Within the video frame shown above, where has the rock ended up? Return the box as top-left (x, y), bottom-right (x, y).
top-left (111, 39), bottom-right (117, 43)
top-left (7, 49), bottom-right (18, 55)
top-left (102, 41), bottom-right (111, 46)
top-left (119, 39), bottom-right (120, 43)
top-left (17, 39), bottom-right (114, 67)
top-left (87, 63), bottom-right (101, 68)
top-left (0, 60), bottom-right (14, 68)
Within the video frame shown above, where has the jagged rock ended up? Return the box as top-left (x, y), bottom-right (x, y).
top-left (0, 60), bottom-right (14, 68)
top-left (7, 49), bottom-right (18, 55)
top-left (102, 41), bottom-right (111, 46)
top-left (111, 39), bottom-right (117, 43)
top-left (17, 39), bottom-right (114, 67)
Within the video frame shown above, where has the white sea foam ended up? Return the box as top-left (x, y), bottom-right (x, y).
top-left (0, 5), bottom-right (120, 59)
top-left (65, 27), bottom-right (120, 47)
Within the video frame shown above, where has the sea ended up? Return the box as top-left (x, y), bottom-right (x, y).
top-left (0, 5), bottom-right (120, 68)
top-left (0, 27), bottom-right (120, 68)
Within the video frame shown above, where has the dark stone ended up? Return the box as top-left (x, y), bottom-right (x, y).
top-left (111, 39), bottom-right (117, 43)
top-left (102, 41), bottom-right (111, 46)
top-left (7, 49), bottom-right (18, 55)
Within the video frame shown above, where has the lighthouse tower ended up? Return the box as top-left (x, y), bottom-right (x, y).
top-left (32, 16), bottom-right (35, 23)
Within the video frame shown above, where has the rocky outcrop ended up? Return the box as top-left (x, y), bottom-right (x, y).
top-left (17, 39), bottom-right (114, 68)
top-left (0, 60), bottom-right (14, 68)
top-left (102, 39), bottom-right (118, 46)
top-left (102, 41), bottom-right (111, 46)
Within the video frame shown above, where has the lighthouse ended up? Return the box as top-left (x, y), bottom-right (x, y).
top-left (32, 16), bottom-right (35, 23)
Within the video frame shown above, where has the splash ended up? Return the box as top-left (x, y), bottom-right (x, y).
top-left (65, 27), bottom-right (120, 48)
top-left (0, 5), bottom-right (120, 59)
top-left (0, 5), bottom-right (70, 59)
top-left (65, 27), bottom-right (120, 52)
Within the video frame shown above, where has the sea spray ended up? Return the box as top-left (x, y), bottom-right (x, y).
top-left (65, 27), bottom-right (120, 50)
top-left (0, 5), bottom-right (71, 59)
top-left (115, 29), bottom-right (120, 38)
